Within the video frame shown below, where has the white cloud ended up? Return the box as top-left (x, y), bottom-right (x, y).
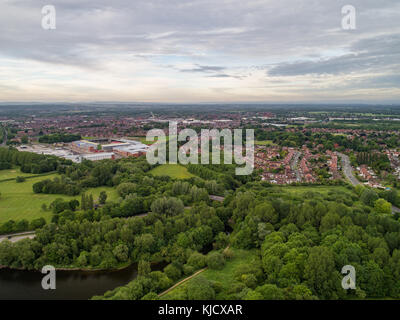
top-left (0, 0), bottom-right (399, 102)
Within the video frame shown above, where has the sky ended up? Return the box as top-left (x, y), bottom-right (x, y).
top-left (0, 0), bottom-right (399, 103)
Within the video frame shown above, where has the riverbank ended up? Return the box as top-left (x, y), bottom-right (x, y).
top-left (0, 262), bottom-right (132, 272)
top-left (0, 261), bottom-right (145, 300)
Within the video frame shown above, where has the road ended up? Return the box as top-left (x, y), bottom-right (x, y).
top-left (0, 231), bottom-right (36, 243)
top-left (291, 151), bottom-right (301, 181)
top-left (338, 152), bottom-right (360, 186)
top-left (337, 152), bottom-right (400, 214)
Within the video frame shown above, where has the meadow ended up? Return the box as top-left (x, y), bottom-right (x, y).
top-left (0, 167), bottom-right (38, 181)
top-left (162, 249), bottom-right (258, 299)
top-left (149, 164), bottom-right (195, 179)
top-left (0, 170), bottom-right (119, 223)
top-left (254, 140), bottom-right (276, 146)
top-left (276, 185), bottom-right (352, 195)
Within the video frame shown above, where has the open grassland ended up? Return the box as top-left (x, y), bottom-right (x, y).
top-left (0, 168), bottom-right (38, 181)
top-left (163, 249), bottom-right (258, 299)
top-left (276, 185), bottom-right (352, 195)
top-left (149, 164), bottom-right (195, 179)
top-left (0, 171), bottom-right (119, 223)
top-left (254, 140), bottom-right (276, 146)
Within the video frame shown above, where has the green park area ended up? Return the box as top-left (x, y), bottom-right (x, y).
top-left (163, 249), bottom-right (258, 299)
top-left (0, 167), bottom-right (38, 181)
top-left (254, 140), bottom-right (276, 146)
top-left (275, 185), bottom-right (352, 195)
top-left (149, 164), bottom-right (195, 179)
top-left (0, 170), bottom-right (119, 223)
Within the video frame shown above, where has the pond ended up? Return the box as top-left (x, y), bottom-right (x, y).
top-left (0, 263), bottom-right (150, 300)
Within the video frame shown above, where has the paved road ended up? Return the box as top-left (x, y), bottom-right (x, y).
top-left (337, 152), bottom-right (400, 214)
top-left (338, 152), bottom-right (360, 186)
top-left (0, 231), bottom-right (36, 243)
top-left (209, 195), bottom-right (225, 202)
top-left (291, 151), bottom-right (302, 181)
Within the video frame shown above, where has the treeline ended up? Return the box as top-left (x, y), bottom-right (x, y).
top-left (33, 177), bottom-right (81, 196)
top-left (356, 152), bottom-right (391, 172)
top-left (251, 127), bottom-right (400, 152)
top-left (0, 218), bottom-right (46, 235)
top-left (0, 201), bottom-right (226, 274)
top-left (0, 147), bottom-right (71, 174)
top-left (187, 163), bottom-right (256, 190)
top-left (38, 133), bottom-right (81, 144)
top-left (225, 185), bottom-right (400, 299)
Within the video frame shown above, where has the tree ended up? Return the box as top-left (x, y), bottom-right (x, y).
top-left (359, 261), bottom-right (386, 297)
top-left (116, 183), bottom-right (136, 198)
top-left (141, 292), bottom-right (159, 300)
top-left (374, 199), bottom-right (392, 215)
top-left (164, 264), bottom-right (182, 281)
top-left (21, 135), bottom-right (28, 144)
top-left (304, 246), bottom-right (341, 299)
top-left (99, 191), bottom-right (108, 205)
top-left (150, 197), bottom-right (184, 216)
top-left (255, 284), bottom-right (284, 300)
top-left (187, 252), bottom-right (206, 269)
top-left (186, 276), bottom-right (215, 300)
top-left (15, 176), bottom-right (26, 183)
top-left (361, 189), bottom-right (379, 207)
top-left (138, 260), bottom-right (151, 276)
top-left (113, 244), bottom-right (129, 262)
top-left (206, 252), bottom-right (225, 270)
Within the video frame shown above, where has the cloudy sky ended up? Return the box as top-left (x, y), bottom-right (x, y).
top-left (0, 0), bottom-right (399, 103)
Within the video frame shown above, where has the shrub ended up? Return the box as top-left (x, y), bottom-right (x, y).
top-left (206, 252), bottom-right (225, 270)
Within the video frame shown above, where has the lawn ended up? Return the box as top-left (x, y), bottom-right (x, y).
top-left (0, 168), bottom-right (37, 181)
top-left (0, 172), bottom-right (119, 223)
top-left (149, 164), bottom-right (195, 179)
top-left (163, 249), bottom-right (258, 299)
top-left (254, 140), bottom-right (276, 146)
top-left (277, 185), bottom-right (353, 195)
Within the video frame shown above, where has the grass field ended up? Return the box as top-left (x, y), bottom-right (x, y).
top-left (254, 140), bottom-right (276, 146)
top-left (149, 164), bottom-right (195, 179)
top-left (0, 168), bottom-right (37, 180)
top-left (0, 171), bottom-right (119, 223)
top-left (163, 249), bottom-right (258, 299)
top-left (276, 185), bottom-right (352, 195)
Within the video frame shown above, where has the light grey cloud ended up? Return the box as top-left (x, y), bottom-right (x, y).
top-left (179, 65), bottom-right (226, 73)
top-left (0, 0), bottom-right (399, 101)
top-left (268, 34), bottom-right (400, 77)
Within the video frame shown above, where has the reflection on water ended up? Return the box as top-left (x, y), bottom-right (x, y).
top-left (0, 264), bottom-right (141, 300)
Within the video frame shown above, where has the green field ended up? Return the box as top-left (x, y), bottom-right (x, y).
top-left (0, 171), bottom-right (119, 223)
top-left (0, 168), bottom-right (37, 181)
top-left (254, 140), bottom-right (275, 146)
top-left (276, 185), bottom-right (352, 195)
top-left (149, 164), bottom-right (195, 179)
top-left (163, 249), bottom-right (258, 299)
